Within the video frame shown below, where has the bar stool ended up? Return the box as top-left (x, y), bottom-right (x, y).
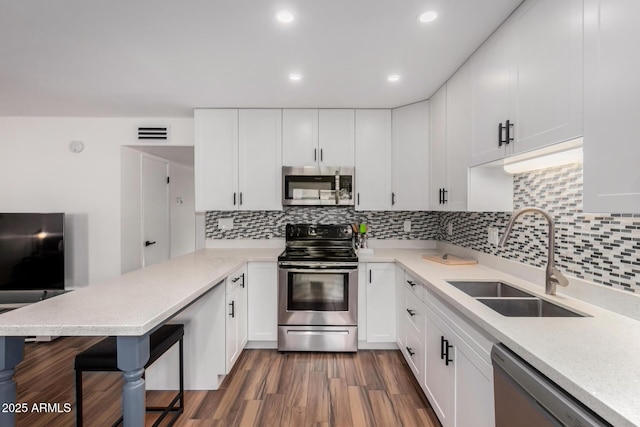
top-left (74, 324), bottom-right (185, 427)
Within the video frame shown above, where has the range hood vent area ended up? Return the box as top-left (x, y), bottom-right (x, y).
top-left (137, 126), bottom-right (169, 141)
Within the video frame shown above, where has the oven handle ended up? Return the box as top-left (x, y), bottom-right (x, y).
top-left (279, 267), bottom-right (358, 274)
top-left (286, 330), bottom-right (350, 336)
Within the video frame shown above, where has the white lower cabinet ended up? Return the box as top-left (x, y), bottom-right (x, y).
top-left (225, 265), bottom-right (248, 373)
top-left (247, 262), bottom-right (278, 342)
top-left (397, 268), bottom-right (495, 427)
top-left (359, 262), bottom-right (396, 343)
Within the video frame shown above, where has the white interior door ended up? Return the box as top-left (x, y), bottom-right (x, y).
top-left (142, 155), bottom-right (170, 267)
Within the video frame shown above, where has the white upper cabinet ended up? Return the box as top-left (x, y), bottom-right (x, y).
top-left (282, 109), bottom-right (355, 167)
top-left (282, 109), bottom-right (319, 166)
top-left (194, 109), bottom-right (239, 211)
top-left (195, 108), bottom-right (282, 211)
top-left (470, 0), bottom-right (583, 166)
top-left (511, 0), bottom-right (583, 154)
top-left (430, 85), bottom-right (448, 210)
top-left (391, 101), bottom-right (430, 211)
top-left (445, 63), bottom-right (472, 212)
top-left (431, 63), bottom-right (472, 212)
top-left (318, 109), bottom-right (355, 167)
top-left (355, 109), bottom-right (392, 211)
top-left (470, 22), bottom-right (514, 166)
top-left (583, 0), bottom-right (640, 213)
top-left (238, 109), bottom-right (282, 211)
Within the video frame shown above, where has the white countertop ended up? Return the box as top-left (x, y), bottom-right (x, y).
top-left (362, 249), bottom-right (640, 427)
top-left (1, 245), bottom-right (636, 425)
top-left (0, 249), bottom-right (280, 337)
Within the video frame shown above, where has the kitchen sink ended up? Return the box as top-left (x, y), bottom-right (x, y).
top-left (477, 298), bottom-right (585, 317)
top-left (447, 281), bottom-right (534, 298)
top-left (447, 280), bottom-right (587, 317)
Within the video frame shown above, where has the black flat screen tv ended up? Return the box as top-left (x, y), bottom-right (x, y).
top-left (0, 213), bottom-right (65, 291)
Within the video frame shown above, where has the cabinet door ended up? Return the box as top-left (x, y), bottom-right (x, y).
top-left (470, 23), bottom-right (513, 166)
top-left (355, 110), bottom-right (392, 211)
top-left (365, 263), bottom-right (396, 342)
top-left (319, 109), bottom-right (355, 167)
top-left (194, 109), bottom-right (238, 211)
top-left (247, 262), bottom-right (278, 342)
top-left (583, 0), bottom-right (640, 213)
top-left (511, 0), bottom-right (583, 153)
top-left (445, 63), bottom-right (472, 212)
top-left (453, 342), bottom-right (494, 427)
top-left (430, 85), bottom-right (447, 211)
top-left (282, 109), bottom-right (319, 166)
top-left (225, 287), bottom-right (240, 373)
top-left (238, 109), bottom-right (283, 210)
top-left (424, 310), bottom-right (454, 427)
top-left (392, 100), bottom-right (430, 211)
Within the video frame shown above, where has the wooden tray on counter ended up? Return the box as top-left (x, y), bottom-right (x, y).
top-left (422, 253), bottom-right (477, 265)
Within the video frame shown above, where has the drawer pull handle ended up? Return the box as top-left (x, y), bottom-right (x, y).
top-left (406, 280), bottom-right (416, 287)
top-left (406, 347), bottom-right (415, 357)
top-left (406, 308), bottom-right (416, 317)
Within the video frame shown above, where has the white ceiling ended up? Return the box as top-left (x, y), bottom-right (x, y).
top-left (0, 0), bottom-right (523, 117)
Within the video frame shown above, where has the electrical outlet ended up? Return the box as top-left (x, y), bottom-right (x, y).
top-left (404, 220), bottom-right (411, 232)
top-left (488, 227), bottom-right (499, 245)
top-left (218, 217), bottom-right (234, 230)
top-left (447, 222), bottom-right (453, 236)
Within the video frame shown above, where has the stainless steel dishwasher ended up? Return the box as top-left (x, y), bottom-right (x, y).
top-left (491, 344), bottom-right (611, 427)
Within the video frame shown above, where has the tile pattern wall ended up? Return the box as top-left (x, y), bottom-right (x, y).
top-left (205, 207), bottom-right (439, 240)
top-left (440, 164), bottom-right (640, 292)
top-left (205, 163), bottom-right (639, 292)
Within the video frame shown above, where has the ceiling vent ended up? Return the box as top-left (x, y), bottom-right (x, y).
top-left (137, 126), bottom-right (169, 141)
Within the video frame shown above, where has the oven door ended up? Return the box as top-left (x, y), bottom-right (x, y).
top-left (278, 265), bottom-right (358, 326)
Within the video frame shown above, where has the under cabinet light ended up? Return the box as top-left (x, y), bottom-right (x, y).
top-left (503, 147), bottom-right (583, 174)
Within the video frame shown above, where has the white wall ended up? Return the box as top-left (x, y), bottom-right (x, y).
top-left (0, 117), bottom-right (194, 288)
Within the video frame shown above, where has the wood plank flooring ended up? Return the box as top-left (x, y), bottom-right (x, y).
top-left (14, 337), bottom-right (441, 426)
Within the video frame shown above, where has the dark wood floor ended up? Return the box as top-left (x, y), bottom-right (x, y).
top-left (15, 336), bottom-right (440, 426)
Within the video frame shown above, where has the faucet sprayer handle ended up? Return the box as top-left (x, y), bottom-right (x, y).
top-left (551, 268), bottom-right (569, 287)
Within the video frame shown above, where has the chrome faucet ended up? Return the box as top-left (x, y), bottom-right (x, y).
top-left (498, 207), bottom-right (569, 296)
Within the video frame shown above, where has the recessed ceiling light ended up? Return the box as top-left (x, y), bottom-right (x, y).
top-left (289, 73), bottom-right (302, 81)
top-left (418, 11), bottom-right (438, 23)
top-left (387, 75), bottom-right (401, 82)
top-left (276, 10), bottom-right (295, 23)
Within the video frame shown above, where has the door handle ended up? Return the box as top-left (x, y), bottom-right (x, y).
top-left (406, 347), bottom-right (415, 357)
top-left (406, 308), bottom-right (416, 317)
top-left (442, 189), bottom-right (448, 204)
top-left (406, 280), bottom-right (416, 287)
top-left (314, 148), bottom-right (317, 162)
top-left (505, 119), bottom-right (514, 145)
top-left (229, 301), bottom-right (235, 318)
top-left (440, 336), bottom-right (446, 360)
top-left (445, 341), bottom-right (453, 366)
top-left (369, 269), bottom-right (372, 283)
top-left (233, 192), bottom-right (237, 206)
top-left (498, 122), bottom-right (506, 147)
top-left (320, 148), bottom-right (323, 162)
top-left (145, 241), bottom-right (156, 247)
top-left (392, 192), bottom-right (395, 206)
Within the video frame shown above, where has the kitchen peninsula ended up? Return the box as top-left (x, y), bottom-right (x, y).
top-left (0, 249), bottom-right (279, 426)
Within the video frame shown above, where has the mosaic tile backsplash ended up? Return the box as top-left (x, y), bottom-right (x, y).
top-left (206, 163), bottom-right (640, 292)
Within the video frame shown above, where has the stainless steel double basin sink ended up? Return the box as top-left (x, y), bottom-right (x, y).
top-left (446, 281), bottom-right (585, 317)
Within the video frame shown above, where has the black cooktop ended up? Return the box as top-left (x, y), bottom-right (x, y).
top-left (278, 246), bottom-right (358, 263)
top-left (279, 224), bottom-right (358, 263)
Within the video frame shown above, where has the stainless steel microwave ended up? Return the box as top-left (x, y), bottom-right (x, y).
top-left (282, 166), bottom-right (355, 206)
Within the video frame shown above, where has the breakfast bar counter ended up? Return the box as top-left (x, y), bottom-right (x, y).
top-left (0, 248), bottom-right (280, 426)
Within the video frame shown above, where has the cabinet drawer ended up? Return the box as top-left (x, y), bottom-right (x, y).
top-left (404, 271), bottom-right (425, 301)
top-left (226, 265), bottom-right (247, 293)
top-left (403, 326), bottom-right (425, 382)
top-left (403, 287), bottom-right (426, 336)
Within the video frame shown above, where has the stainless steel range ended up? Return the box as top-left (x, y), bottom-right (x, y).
top-left (278, 224), bottom-right (358, 352)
